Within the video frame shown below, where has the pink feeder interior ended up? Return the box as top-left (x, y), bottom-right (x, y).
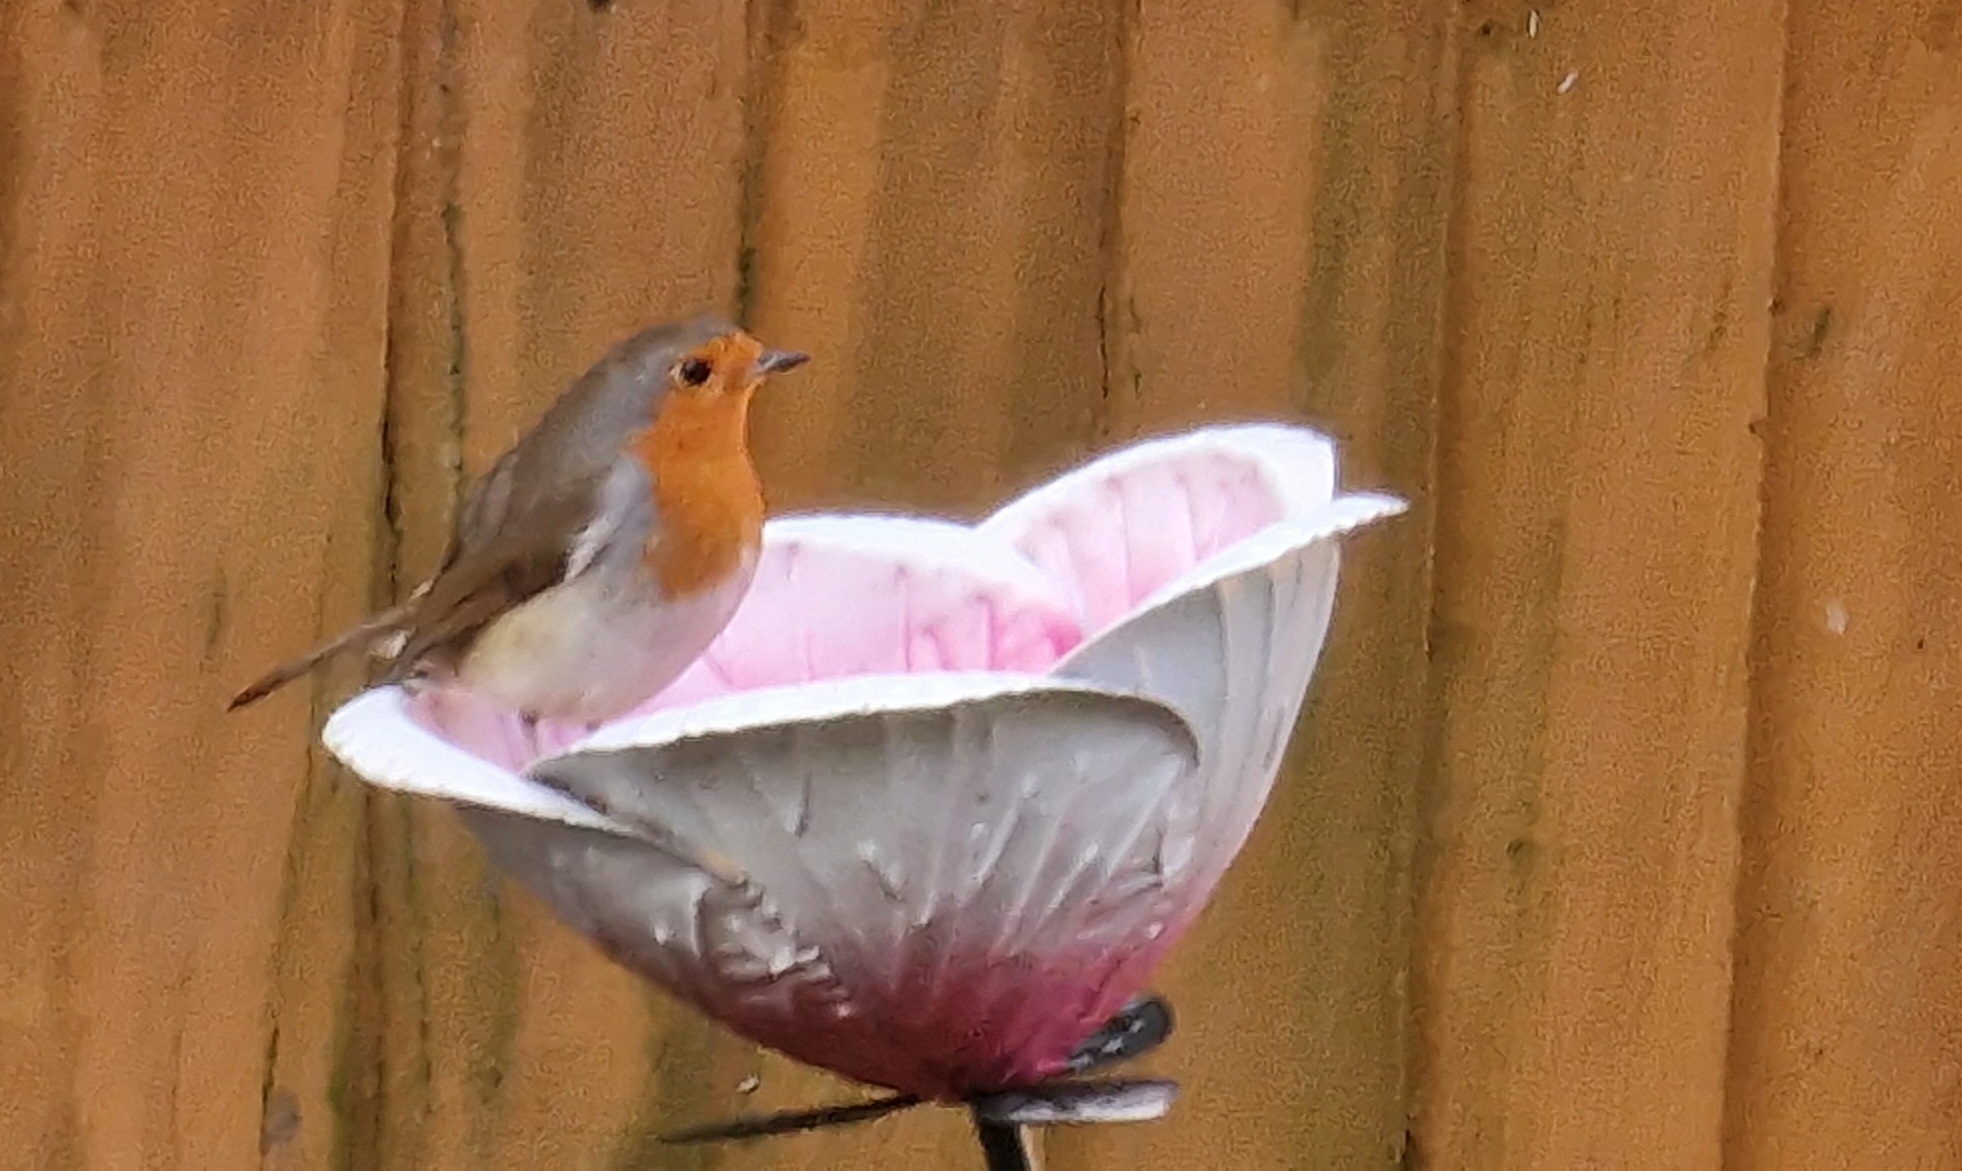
top-left (982, 446), bottom-right (1286, 634)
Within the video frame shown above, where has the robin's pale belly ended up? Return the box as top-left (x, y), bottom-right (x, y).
top-left (455, 556), bottom-right (757, 724)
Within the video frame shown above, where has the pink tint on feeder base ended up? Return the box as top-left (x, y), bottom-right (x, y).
top-left (652, 928), bottom-right (1194, 1102)
top-left (398, 670), bottom-right (1204, 1102)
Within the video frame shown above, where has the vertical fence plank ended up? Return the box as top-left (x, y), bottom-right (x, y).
top-left (1091, 0), bottom-right (1322, 444)
top-left (0, 0), bottom-right (406, 1167)
top-left (1727, 6), bottom-right (1962, 1167)
top-left (364, 0), bottom-right (760, 1167)
top-left (360, 0), bottom-right (483, 1167)
top-left (744, 0), bottom-right (1125, 516)
top-left (735, 0), bottom-right (1129, 1163)
top-left (1408, 2), bottom-right (1783, 1168)
top-left (1049, 1), bottom-right (1453, 1168)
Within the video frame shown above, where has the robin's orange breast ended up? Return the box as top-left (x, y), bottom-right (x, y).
top-left (631, 383), bottom-right (766, 600)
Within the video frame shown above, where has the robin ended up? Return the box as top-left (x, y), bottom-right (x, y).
top-left (229, 314), bottom-right (809, 726)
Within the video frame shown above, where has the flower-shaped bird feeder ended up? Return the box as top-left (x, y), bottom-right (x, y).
top-left (323, 424), bottom-right (1404, 1169)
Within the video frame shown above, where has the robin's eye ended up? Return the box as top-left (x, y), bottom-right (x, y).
top-left (677, 357), bottom-right (713, 387)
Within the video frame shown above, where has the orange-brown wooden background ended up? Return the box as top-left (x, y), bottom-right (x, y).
top-left (2, 0), bottom-right (1958, 1167)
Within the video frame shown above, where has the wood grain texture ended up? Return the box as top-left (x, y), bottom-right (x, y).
top-left (1726, 5), bottom-right (1962, 1167)
top-left (1409, 0), bottom-right (1783, 1167)
top-left (361, 1), bottom-right (757, 1168)
top-left (1048, 1), bottom-right (1451, 1167)
top-left (735, 0), bottom-right (1129, 1162)
top-left (743, 0), bottom-right (1123, 515)
top-left (5, 0), bottom-right (1962, 1168)
top-left (0, 0), bottom-right (405, 1167)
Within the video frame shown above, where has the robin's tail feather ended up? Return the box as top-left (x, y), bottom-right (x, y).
top-left (227, 603), bottom-right (415, 712)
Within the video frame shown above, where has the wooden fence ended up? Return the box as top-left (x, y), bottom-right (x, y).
top-left (1, 0), bottom-right (1957, 1167)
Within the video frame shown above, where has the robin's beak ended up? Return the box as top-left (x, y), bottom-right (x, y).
top-left (754, 349), bottom-right (811, 377)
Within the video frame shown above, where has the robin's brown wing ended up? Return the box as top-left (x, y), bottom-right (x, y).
top-left (381, 450), bottom-right (650, 681)
top-left (378, 536), bottom-right (572, 683)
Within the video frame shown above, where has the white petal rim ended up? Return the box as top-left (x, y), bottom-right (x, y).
top-left (564, 669), bottom-right (1199, 760)
top-left (321, 688), bottom-right (630, 833)
top-left (323, 673), bottom-right (1202, 833)
top-left (1054, 491), bottom-right (1406, 671)
top-left (979, 423), bottom-right (1355, 535)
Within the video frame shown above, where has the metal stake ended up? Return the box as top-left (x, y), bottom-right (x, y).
top-left (973, 1112), bottom-right (1035, 1171)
